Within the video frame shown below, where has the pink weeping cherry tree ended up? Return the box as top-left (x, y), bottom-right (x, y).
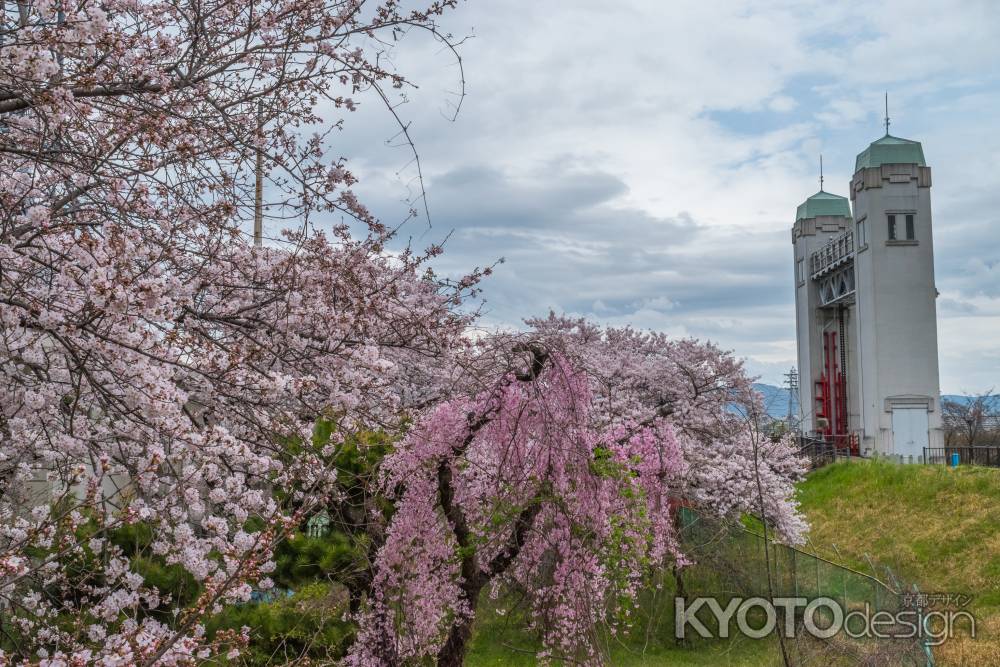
top-left (0, 0), bottom-right (482, 663)
top-left (347, 317), bottom-right (807, 666)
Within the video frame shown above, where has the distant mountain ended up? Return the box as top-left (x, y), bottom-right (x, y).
top-left (753, 383), bottom-right (797, 421)
top-left (939, 394), bottom-right (1000, 408)
top-left (752, 383), bottom-right (987, 421)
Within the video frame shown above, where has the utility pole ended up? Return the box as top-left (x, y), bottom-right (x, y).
top-left (253, 100), bottom-right (264, 247)
top-left (784, 368), bottom-right (799, 433)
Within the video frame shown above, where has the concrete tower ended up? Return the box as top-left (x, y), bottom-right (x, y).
top-left (792, 132), bottom-right (943, 458)
top-left (850, 133), bottom-right (943, 455)
top-left (792, 190), bottom-right (856, 445)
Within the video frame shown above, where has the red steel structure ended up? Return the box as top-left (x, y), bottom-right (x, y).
top-left (813, 331), bottom-right (858, 455)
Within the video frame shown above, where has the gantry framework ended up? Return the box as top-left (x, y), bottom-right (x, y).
top-left (810, 229), bottom-right (856, 307)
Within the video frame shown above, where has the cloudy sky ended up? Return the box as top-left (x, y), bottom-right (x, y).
top-left (323, 0), bottom-right (1000, 393)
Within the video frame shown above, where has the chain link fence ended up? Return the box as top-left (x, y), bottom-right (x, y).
top-left (674, 507), bottom-right (933, 666)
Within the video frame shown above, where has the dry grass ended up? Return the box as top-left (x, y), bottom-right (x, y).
top-left (797, 460), bottom-right (1000, 665)
top-left (469, 460), bottom-right (999, 665)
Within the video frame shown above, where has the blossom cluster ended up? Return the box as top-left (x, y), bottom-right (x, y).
top-left (0, 0), bottom-right (807, 663)
top-left (1, 0), bottom-right (473, 662)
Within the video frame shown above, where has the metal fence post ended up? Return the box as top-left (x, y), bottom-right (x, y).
top-left (792, 549), bottom-right (798, 599)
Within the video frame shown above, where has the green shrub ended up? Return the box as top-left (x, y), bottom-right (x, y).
top-left (207, 582), bottom-right (354, 664)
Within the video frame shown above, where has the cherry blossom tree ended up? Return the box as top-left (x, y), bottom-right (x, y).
top-left (0, 0), bottom-right (808, 663)
top-left (524, 314), bottom-right (806, 539)
top-left (1, 0), bottom-right (479, 663)
top-left (346, 317), bottom-right (807, 666)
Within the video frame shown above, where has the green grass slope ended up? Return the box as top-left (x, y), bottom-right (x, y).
top-left (466, 605), bottom-right (779, 667)
top-left (796, 460), bottom-right (1000, 665)
top-left (468, 460), bottom-right (998, 665)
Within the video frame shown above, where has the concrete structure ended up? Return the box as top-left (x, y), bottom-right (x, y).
top-left (792, 132), bottom-right (943, 457)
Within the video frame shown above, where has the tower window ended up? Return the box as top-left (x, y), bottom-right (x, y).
top-left (797, 258), bottom-right (805, 284)
top-left (905, 214), bottom-right (915, 240)
top-left (857, 218), bottom-right (867, 247)
top-left (887, 214), bottom-right (897, 240)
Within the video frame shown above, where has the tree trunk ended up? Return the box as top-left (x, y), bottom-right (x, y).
top-left (673, 564), bottom-right (688, 604)
top-left (436, 584), bottom-right (482, 667)
top-left (673, 564), bottom-right (688, 646)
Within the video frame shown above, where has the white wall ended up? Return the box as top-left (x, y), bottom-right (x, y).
top-left (850, 164), bottom-right (943, 453)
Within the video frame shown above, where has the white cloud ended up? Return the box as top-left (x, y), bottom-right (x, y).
top-left (319, 0), bottom-right (1000, 393)
top-left (769, 95), bottom-right (799, 113)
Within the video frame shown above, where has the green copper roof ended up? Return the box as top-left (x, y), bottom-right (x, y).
top-left (795, 190), bottom-right (852, 221)
top-left (855, 134), bottom-right (926, 171)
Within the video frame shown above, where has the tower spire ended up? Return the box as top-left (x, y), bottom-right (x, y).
top-left (884, 91), bottom-right (890, 136)
top-left (819, 154), bottom-right (824, 192)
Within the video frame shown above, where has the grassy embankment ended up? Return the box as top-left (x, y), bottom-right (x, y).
top-left (471, 459), bottom-right (999, 665)
top-left (796, 459), bottom-right (1000, 666)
